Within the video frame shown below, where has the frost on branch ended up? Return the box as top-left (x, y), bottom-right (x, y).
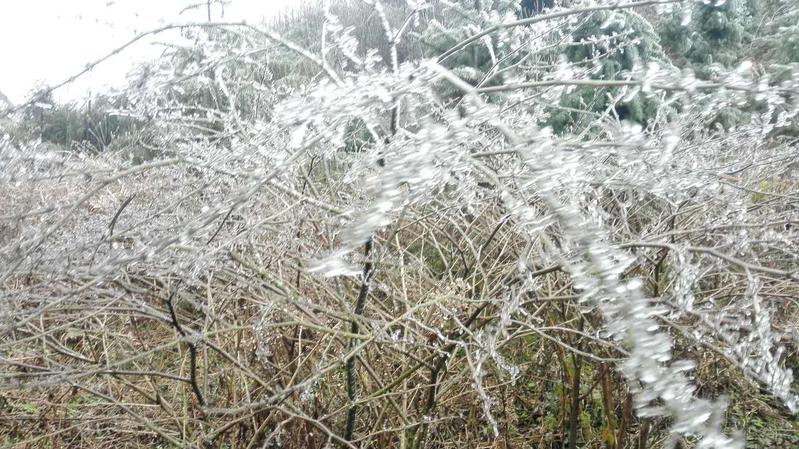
top-left (1, 1), bottom-right (798, 448)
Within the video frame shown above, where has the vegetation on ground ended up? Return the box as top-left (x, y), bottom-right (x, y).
top-left (1, 1), bottom-right (798, 448)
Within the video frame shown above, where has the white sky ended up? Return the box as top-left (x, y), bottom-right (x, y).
top-left (0, 0), bottom-right (296, 104)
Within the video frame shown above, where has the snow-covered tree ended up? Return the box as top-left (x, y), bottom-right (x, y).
top-left (1, 1), bottom-right (797, 448)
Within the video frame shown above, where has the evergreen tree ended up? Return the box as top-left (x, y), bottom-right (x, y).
top-left (749, 0), bottom-right (799, 67)
top-left (518, 0), bottom-right (555, 18)
top-left (419, 0), bottom-right (523, 98)
top-left (658, 0), bottom-right (761, 131)
top-left (548, 10), bottom-right (674, 134)
top-left (749, 0), bottom-right (799, 137)
top-left (659, 0), bottom-right (749, 78)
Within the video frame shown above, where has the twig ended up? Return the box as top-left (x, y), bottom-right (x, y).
top-left (163, 280), bottom-right (206, 407)
top-left (344, 238), bottom-right (375, 443)
top-left (108, 193), bottom-right (137, 249)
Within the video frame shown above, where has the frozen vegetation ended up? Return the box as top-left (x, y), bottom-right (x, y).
top-left (1, 0), bottom-right (798, 448)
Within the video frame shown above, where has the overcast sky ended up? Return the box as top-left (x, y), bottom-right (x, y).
top-left (0, 0), bottom-right (296, 104)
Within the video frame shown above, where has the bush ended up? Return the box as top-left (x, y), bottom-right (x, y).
top-left (1, 2), bottom-right (798, 449)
